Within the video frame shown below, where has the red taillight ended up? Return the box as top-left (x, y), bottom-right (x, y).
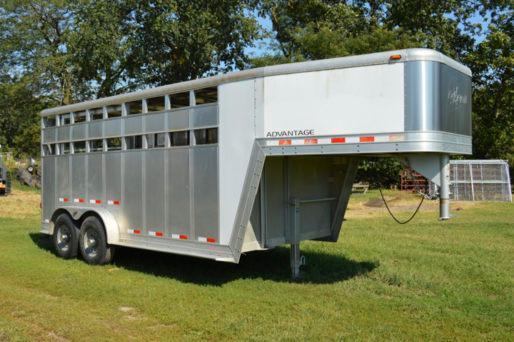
top-left (331, 137), bottom-right (346, 144)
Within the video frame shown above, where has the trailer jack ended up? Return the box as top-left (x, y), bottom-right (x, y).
top-left (290, 243), bottom-right (306, 279)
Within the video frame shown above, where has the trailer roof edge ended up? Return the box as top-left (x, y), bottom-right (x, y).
top-left (40, 48), bottom-right (471, 117)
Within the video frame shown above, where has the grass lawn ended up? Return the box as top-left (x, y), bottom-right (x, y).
top-left (0, 184), bottom-right (512, 340)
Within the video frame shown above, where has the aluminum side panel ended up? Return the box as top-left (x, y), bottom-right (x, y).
top-left (42, 157), bottom-right (55, 221)
top-left (56, 156), bottom-right (70, 199)
top-left (104, 118), bottom-right (122, 137)
top-left (192, 146), bottom-right (219, 240)
top-left (87, 153), bottom-right (103, 201)
top-left (105, 154), bottom-right (121, 202)
top-left (287, 157), bottom-right (342, 237)
top-left (71, 155), bottom-right (86, 199)
top-left (263, 157), bottom-right (286, 243)
top-left (218, 79), bottom-right (256, 245)
top-left (144, 113), bottom-right (166, 133)
top-left (57, 126), bottom-right (70, 142)
top-left (190, 104), bottom-right (218, 128)
top-left (89, 121), bottom-right (103, 138)
top-left (167, 109), bottom-right (189, 131)
top-left (122, 152), bottom-right (143, 231)
top-left (42, 128), bottom-right (56, 144)
top-left (166, 148), bottom-right (190, 236)
top-left (71, 124), bottom-right (87, 140)
top-left (145, 150), bottom-right (165, 234)
top-left (125, 116), bottom-right (143, 135)
top-left (261, 63), bottom-right (404, 137)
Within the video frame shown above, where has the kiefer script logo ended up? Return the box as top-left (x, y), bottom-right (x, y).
top-left (448, 86), bottom-right (468, 106)
top-left (266, 129), bottom-right (315, 138)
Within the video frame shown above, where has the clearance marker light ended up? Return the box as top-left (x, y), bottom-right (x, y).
top-left (390, 54), bottom-right (401, 60)
top-left (171, 234), bottom-right (189, 240)
top-left (198, 236), bottom-right (217, 243)
top-left (331, 137), bottom-right (346, 144)
top-left (359, 136), bottom-right (375, 143)
top-left (149, 231), bottom-right (164, 237)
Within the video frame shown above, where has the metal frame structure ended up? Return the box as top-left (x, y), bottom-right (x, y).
top-left (451, 160), bottom-right (512, 202)
top-left (40, 48), bottom-right (473, 277)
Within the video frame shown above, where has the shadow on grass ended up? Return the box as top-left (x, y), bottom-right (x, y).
top-left (29, 233), bottom-right (377, 285)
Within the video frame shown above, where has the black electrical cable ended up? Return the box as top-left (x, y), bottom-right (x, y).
top-left (379, 188), bottom-right (424, 224)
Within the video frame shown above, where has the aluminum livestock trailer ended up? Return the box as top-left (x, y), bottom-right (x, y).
top-left (40, 48), bottom-right (472, 278)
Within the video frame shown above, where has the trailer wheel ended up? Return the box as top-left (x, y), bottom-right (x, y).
top-left (79, 216), bottom-right (114, 265)
top-left (53, 214), bottom-right (79, 259)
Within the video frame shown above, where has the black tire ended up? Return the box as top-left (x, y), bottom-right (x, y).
top-left (79, 216), bottom-right (114, 265)
top-left (52, 213), bottom-right (79, 259)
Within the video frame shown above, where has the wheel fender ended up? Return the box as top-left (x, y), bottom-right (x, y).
top-left (53, 207), bottom-right (120, 245)
top-left (89, 208), bottom-right (120, 245)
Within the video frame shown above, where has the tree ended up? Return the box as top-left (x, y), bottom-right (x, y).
top-left (0, 77), bottom-right (46, 157)
top-left (123, 0), bottom-right (261, 86)
top-left (0, 0), bottom-right (261, 101)
top-left (465, 9), bottom-right (513, 167)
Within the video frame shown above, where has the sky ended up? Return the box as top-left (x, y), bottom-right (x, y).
top-left (244, 15), bottom-right (274, 58)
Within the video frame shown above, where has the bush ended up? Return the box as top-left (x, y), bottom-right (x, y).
top-left (355, 158), bottom-right (403, 188)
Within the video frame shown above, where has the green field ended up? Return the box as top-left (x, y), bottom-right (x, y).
top-left (0, 185), bottom-right (513, 340)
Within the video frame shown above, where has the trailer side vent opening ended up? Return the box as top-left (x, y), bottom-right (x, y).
top-left (39, 49), bottom-right (472, 278)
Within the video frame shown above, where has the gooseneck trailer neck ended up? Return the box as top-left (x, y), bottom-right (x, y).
top-left (40, 48), bottom-right (472, 278)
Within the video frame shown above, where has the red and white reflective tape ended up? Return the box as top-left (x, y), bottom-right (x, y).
top-left (127, 229), bottom-right (141, 235)
top-left (89, 199), bottom-right (102, 204)
top-left (107, 200), bottom-right (121, 206)
top-left (73, 198), bottom-right (86, 203)
top-left (58, 197), bottom-right (70, 203)
top-left (171, 234), bottom-right (189, 240)
top-left (198, 236), bottom-right (217, 243)
top-left (148, 231), bottom-right (164, 237)
top-left (267, 134), bottom-right (405, 146)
